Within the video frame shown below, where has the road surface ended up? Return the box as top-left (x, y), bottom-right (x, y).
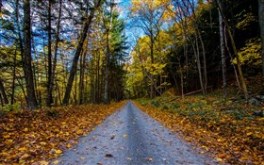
top-left (53, 101), bottom-right (217, 165)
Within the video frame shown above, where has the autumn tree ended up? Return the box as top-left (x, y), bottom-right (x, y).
top-left (259, 0), bottom-right (264, 77)
top-left (63, 0), bottom-right (104, 105)
top-left (131, 0), bottom-right (169, 98)
top-left (22, 0), bottom-right (38, 109)
top-left (218, 0), bottom-right (227, 96)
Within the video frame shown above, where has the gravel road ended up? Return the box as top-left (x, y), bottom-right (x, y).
top-left (53, 101), bottom-right (217, 165)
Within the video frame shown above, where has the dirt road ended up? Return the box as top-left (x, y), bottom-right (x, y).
top-left (54, 102), bottom-right (217, 165)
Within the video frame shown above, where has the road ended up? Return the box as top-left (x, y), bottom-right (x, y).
top-left (53, 102), bottom-right (217, 165)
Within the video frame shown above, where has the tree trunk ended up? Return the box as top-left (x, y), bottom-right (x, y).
top-left (0, 0), bottom-right (2, 13)
top-left (51, 0), bottom-right (62, 106)
top-left (258, 0), bottom-right (264, 77)
top-left (47, 0), bottom-right (53, 106)
top-left (15, 0), bottom-right (24, 57)
top-left (79, 45), bottom-right (87, 104)
top-left (216, 0), bottom-right (248, 100)
top-left (218, 1), bottom-right (227, 96)
top-left (197, 30), bottom-right (207, 93)
top-left (104, 28), bottom-right (110, 103)
top-left (193, 34), bottom-right (205, 94)
top-left (103, 2), bottom-right (114, 103)
top-left (63, 0), bottom-right (102, 105)
top-left (0, 79), bottom-right (8, 104)
top-left (23, 0), bottom-right (38, 109)
top-left (11, 46), bottom-right (17, 105)
top-left (224, 27), bottom-right (241, 90)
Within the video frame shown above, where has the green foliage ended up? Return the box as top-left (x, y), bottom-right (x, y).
top-left (236, 12), bottom-right (257, 30)
top-left (0, 103), bottom-right (21, 114)
top-left (150, 100), bottom-right (160, 107)
top-left (223, 109), bottom-right (252, 120)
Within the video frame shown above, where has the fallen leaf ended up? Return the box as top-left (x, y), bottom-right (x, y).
top-left (105, 154), bottom-right (113, 158)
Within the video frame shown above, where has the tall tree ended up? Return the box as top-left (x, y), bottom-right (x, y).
top-left (63, 0), bottom-right (103, 105)
top-left (23, 0), bottom-right (38, 109)
top-left (259, 0), bottom-right (264, 76)
top-left (218, 0), bottom-right (227, 96)
top-left (216, 0), bottom-right (249, 100)
top-left (103, 0), bottom-right (115, 104)
top-left (131, 0), bottom-right (168, 98)
top-left (47, 0), bottom-right (53, 106)
top-left (51, 0), bottom-right (62, 105)
top-left (0, 79), bottom-right (8, 105)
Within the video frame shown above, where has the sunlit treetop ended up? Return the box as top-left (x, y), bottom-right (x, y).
top-left (131, 0), bottom-right (171, 13)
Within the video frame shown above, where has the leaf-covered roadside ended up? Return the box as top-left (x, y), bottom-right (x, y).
top-left (135, 97), bottom-right (264, 165)
top-left (0, 102), bottom-right (125, 164)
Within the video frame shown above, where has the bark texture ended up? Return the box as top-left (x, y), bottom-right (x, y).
top-left (23, 0), bottom-right (38, 109)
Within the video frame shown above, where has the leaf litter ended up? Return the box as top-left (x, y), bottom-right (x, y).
top-left (0, 101), bottom-right (125, 164)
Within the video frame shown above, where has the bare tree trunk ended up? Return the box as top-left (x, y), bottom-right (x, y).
top-left (79, 45), bottom-right (87, 104)
top-left (224, 27), bottom-right (241, 90)
top-left (193, 35), bottom-right (205, 94)
top-left (259, 0), bottom-right (264, 76)
top-left (63, 0), bottom-right (102, 105)
top-left (150, 34), bottom-right (155, 99)
top-left (197, 30), bottom-right (207, 93)
top-left (47, 0), bottom-right (53, 106)
top-left (96, 51), bottom-right (101, 102)
top-left (23, 0), bottom-right (38, 109)
top-left (0, 0), bottom-right (2, 13)
top-left (11, 46), bottom-right (17, 105)
top-left (103, 1), bottom-right (115, 103)
top-left (179, 65), bottom-right (184, 100)
top-left (15, 0), bottom-right (24, 57)
top-left (0, 79), bottom-right (8, 104)
top-left (0, 93), bottom-right (3, 108)
top-left (216, 0), bottom-right (248, 100)
top-left (104, 28), bottom-right (110, 103)
top-left (51, 0), bottom-right (62, 106)
top-left (218, 1), bottom-right (227, 96)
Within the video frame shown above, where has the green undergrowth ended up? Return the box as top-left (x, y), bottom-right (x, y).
top-left (136, 90), bottom-right (263, 125)
top-left (136, 88), bottom-right (264, 164)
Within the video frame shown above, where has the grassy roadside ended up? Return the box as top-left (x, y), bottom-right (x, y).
top-left (135, 94), bottom-right (263, 165)
top-left (0, 101), bottom-right (126, 164)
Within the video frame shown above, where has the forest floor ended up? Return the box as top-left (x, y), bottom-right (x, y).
top-left (0, 89), bottom-right (263, 165)
top-left (0, 101), bottom-right (125, 164)
top-left (135, 88), bottom-right (264, 165)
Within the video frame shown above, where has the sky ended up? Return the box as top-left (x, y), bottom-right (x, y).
top-left (116, 0), bottom-right (145, 58)
top-left (0, 0), bottom-right (142, 59)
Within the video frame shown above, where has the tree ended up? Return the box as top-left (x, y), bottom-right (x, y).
top-left (218, 0), bottom-right (227, 96)
top-left (103, 0), bottom-right (115, 104)
top-left (22, 0), bottom-right (38, 109)
top-left (259, 0), bottom-right (264, 76)
top-left (63, 0), bottom-right (104, 105)
top-left (131, 0), bottom-right (169, 98)
top-left (216, 0), bottom-right (249, 100)
top-left (47, 0), bottom-right (53, 106)
top-left (0, 78), bottom-right (8, 104)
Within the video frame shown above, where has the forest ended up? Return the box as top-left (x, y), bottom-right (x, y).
top-left (0, 0), bottom-right (264, 164)
top-left (0, 0), bottom-right (263, 108)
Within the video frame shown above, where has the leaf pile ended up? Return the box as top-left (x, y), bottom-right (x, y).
top-left (0, 102), bottom-right (125, 164)
top-left (135, 97), bottom-right (264, 165)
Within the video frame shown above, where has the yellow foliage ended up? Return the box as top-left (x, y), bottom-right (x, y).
top-left (0, 102), bottom-right (126, 164)
top-left (233, 39), bottom-right (261, 67)
top-left (132, 0), bottom-right (170, 12)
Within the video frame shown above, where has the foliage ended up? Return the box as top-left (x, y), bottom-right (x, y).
top-left (233, 38), bottom-right (262, 67)
top-left (136, 94), bottom-right (264, 164)
top-left (0, 102), bottom-right (125, 164)
top-left (0, 103), bottom-right (21, 114)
